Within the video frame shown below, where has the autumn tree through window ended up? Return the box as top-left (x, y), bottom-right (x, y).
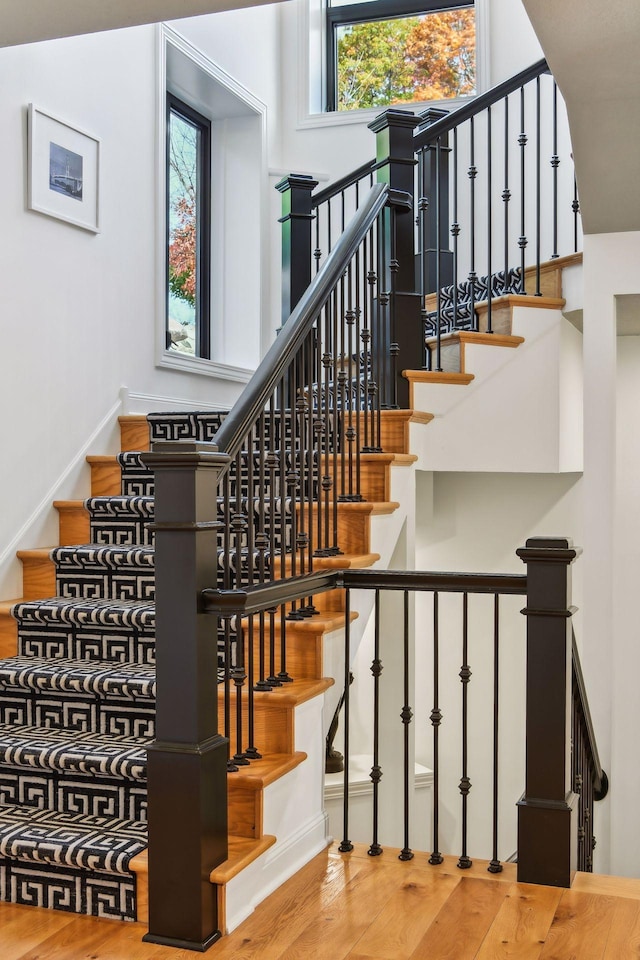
top-left (327, 0), bottom-right (475, 112)
top-left (166, 95), bottom-right (211, 358)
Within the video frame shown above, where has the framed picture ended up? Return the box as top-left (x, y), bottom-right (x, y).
top-left (27, 104), bottom-right (100, 233)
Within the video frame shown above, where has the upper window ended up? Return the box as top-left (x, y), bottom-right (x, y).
top-left (166, 94), bottom-right (211, 359)
top-left (326, 0), bottom-right (476, 112)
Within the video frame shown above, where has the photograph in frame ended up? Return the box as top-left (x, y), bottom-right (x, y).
top-left (27, 104), bottom-right (100, 233)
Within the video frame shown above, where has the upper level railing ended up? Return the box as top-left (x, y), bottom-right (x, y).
top-left (280, 57), bottom-right (582, 395)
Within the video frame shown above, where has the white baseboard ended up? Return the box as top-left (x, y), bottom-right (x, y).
top-left (224, 812), bottom-right (330, 934)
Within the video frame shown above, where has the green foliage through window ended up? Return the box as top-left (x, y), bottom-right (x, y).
top-left (335, 8), bottom-right (476, 111)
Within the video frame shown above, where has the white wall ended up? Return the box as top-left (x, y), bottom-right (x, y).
top-left (582, 231), bottom-right (640, 876)
top-left (0, 14), bottom-right (282, 597)
top-left (414, 469), bottom-right (583, 861)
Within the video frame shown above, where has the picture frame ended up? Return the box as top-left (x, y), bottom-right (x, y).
top-left (27, 104), bottom-right (100, 233)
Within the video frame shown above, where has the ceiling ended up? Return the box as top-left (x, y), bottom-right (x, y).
top-left (0, 0), bottom-right (287, 48)
top-left (522, 0), bottom-right (640, 234)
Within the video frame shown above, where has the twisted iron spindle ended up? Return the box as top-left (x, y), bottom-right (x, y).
top-left (468, 116), bottom-right (478, 331)
top-left (486, 105), bottom-right (493, 334)
top-left (551, 81), bottom-right (559, 260)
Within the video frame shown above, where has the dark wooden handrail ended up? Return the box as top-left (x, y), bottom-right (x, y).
top-left (572, 630), bottom-right (608, 800)
top-left (202, 567), bottom-right (527, 616)
top-left (311, 159), bottom-right (376, 209)
top-left (413, 57), bottom-right (549, 150)
top-left (212, 181), bottom-right (389, 462)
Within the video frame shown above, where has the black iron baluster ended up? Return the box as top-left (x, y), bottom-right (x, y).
top-left (389, 207), bottom-right (399, 409)
top-left (468, 116), bottom-right (477, 331)
top-left (266, 395), bottom-right (282, 688)
top-left (519, 85), bottom-right (528, 292)
top-left (551, 81), bottom-right (559, 260)
top-left (399, 590), bottom-right (414, 861)
top-left (434, 139), bottom-right (443, 367)
top-left (535, 75), bottom-right (541, 295)
top-left (486, 105), bottom-right (493, 335)
top-left (361, 231), bottom-right (371, 450)
top-left (458, 592), bottom-right (472, 868)
top-left (488, 593), bottom-right (502, 873)
top-left (255, 412), bottom-right (271, 693)
top-left (503, 96), bottom-right (510, 286)
top-left (429, 592), bottom-right (444, 865)
top-left (418, 149), bottom-right (429, 369)
top-left (339, 587), bottom-right (354, 853)
top-left (232, 446), bottom-right (249, 767)
top-left (572, 177), bottom-right (580, 254)
top-left (287, 355), bottom-right (303, 621)
top-left (354, 239), bottom-right (362, 493)
top-left (345, 261), bottom-right (357, 498)
top-left (314, 200), bottom-right (322, 275)
top-left (369, 589), bottom-right (383, 856)
top-left (327, 196), bottom-right (332, 255)
top-left (378, 210), bottom-right (390, 409)
top-left (331, 286), bottom-right (341, 551)
top-left (222, 471), bottom-right (238, 772)
top-left (244, 426), bottom-right (260, 759)
top-left (452, 127), bottom-right (460, 331)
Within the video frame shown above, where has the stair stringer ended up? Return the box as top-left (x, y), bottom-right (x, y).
top-left (220, 695), bottom-right (329, 933)
top-left (408, 305), bottom-right (584, 473)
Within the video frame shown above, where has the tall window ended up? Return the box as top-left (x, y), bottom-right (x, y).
top-left (166, 95), bottom-right (211, 358)
top-left (326, 0), bottom-right (476, 112)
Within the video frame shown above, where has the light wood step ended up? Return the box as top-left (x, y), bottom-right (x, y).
top-left (244, 610), bottom-right (359, 681)
top-left (53, 500), bottom-right (90, 546)
top-left (0, 600), bottom-right (19, 657)
top-left (119, 415), bottom-right (149, 452)
top-left (16, 549), bottom-right (56, 599)
top-left (86, 455), bottom-right (121, 497)
top-left (424, 331), bottom-right (525, 374)
top-left (227, 753), bottom-right (308, 840)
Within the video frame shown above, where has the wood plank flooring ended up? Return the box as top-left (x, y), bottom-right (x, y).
top-left (1, 843), bottom-right (639, 959)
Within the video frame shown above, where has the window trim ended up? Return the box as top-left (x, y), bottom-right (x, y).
top-left (166, 93), bottom-right (212, 360)
top-left (326, 0), bottom-right (476, 112)
top-left (156, 24), bottom-right (269, 382)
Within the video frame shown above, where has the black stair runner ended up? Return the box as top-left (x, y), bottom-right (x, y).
top-left (0, 410), bottom-right (298, 922)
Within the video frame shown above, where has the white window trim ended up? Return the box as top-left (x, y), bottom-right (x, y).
top-left (155, 23), bottom-right (268, 381)
top-left (296, 0), bottom-right (490, 130)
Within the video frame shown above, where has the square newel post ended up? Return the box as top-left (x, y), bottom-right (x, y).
top-left (416, 107), bottom-right (453, 294)
top-left (368, 109), bottom-right (422, 408)
top-left (141, 442), bottom-right (230, 952)
top-left (516, 537), bottom-right (580, 887)
top-left (276, 174), bottom-right (319, 328)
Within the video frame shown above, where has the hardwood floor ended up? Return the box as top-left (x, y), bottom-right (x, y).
top-left (2, 843), bottom-right (640, 959)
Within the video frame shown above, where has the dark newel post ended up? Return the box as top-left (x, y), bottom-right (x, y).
top-left (142, 442), bottom-right (229, 952)
top-left (276, 174), bottom-right (319, 328)
top-left (368, 109), bottom-right (422, 409)
top-left (416, 107), bottom-right (453, 293)
top-left (516, 536), bottom-right (579, 888)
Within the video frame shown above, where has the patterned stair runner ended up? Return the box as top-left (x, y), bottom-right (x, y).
top-left (0, 408), bottom-right (299, 922)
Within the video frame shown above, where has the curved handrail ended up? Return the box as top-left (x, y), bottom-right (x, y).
top-left (572, 630), bottom-right (608, 800)
top-left (213, 181), bottom-right (389, 461)
top-left (413, 58), bottom-right (549, 150)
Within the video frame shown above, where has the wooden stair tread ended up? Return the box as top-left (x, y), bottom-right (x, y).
top-left (16, 548), bottom-right (54, 560)
top-left (209, 835), bottom-right (277, 885)
top-left (425, 331), bottom-right (524, 349)
top-left (267, 610), bottom-right (358, 634)
top-left (250, 677), bottom-right (334, 708)
top-left (314, 552), bottom-right (380, 569)
top-left (228, 752), bottom-right (307, 790)
top-left (403, 370), bottom-right (475, 385)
